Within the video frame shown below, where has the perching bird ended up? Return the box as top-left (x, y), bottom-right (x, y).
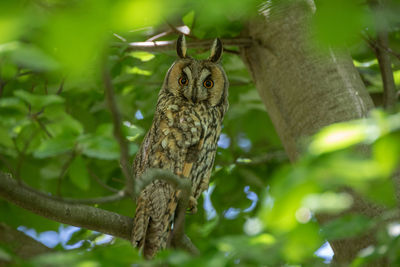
top-left (132, 35), bottom-right (229, 259)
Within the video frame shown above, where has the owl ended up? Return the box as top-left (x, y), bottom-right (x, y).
top-left (132, 35), bottom-right (229, 259)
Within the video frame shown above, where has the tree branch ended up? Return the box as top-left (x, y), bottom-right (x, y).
top-left (103, 67), bottom-right (135, 195)
top-left (368, 0), bottom-right (398, 109)
top-left (374, 32), bottom-right (397, 109)
top-left (0, 168), bottom-right (199, 256)
top-left (118, 37), bottom-right (253, 52)
top-left (0, 172), bottom-right (133, 240)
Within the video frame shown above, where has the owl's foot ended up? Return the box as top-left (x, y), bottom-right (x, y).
top-left (188, 196), bottom-right (198, 214)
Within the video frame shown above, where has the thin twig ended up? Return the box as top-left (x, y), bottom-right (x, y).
top-left (88, 169), bottom-right (120, 193)
top-left (113, 33), bottom-right (127, 42)
top-left (236, 151), bottom-right (288, 166)
top-left (20, 179), bottom-right (127, 205)
top-left (17, 71), bottom-right (34, 77)
top-left (224, 48), bottom-right (240, 55)
top-left (171, 234), bottom-right (200, 256)
top-left (14, 130), bottom-right (39, 182)
top-left (375, 31), bottom-right (397, 109)
top-left (367, 0), bottom-right (398, 109)
top-left (0, 79), bottom-right (6, 98)
top-left (49, 190), bottom-right (127, 205)
top-left (363, 34), bottom-right (400, 61)
top-left (146, 30), bottom-right (173, 42)
top-left (36, 118), bottom-right (53, 138)
top-left (117, 37), bottom-right (253, 52)
top-left (57, 150), bottom-right (76, 196)
top-left (56, 78), bottom-right (66, 95)
top-left (103, 66), bottom-right (135, 195)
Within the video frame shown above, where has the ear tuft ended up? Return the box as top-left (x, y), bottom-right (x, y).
top-left (208, 38), bottom-right (223, 62)
top-left (176, 35), bottom-right (187, 58)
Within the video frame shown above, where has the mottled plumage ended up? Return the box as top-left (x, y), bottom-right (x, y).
top-left (132, 36), bottom-right (229, 259)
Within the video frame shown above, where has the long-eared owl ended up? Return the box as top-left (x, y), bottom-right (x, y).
top-left (132, 35), bottom-right (229, 259)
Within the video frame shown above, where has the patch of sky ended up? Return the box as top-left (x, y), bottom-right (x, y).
top-left (203, 184), bottom-right (217, 220)
top-left (243, 186), bottom-right (258, 212)
top-left (223, 186), bottom-right (259, 219)
top-left (315, 241), bottom-right (334, 263)
top-left (135, 110), bottom-right (144, 120)
top-left (218, 133), bottom-right (230, 149)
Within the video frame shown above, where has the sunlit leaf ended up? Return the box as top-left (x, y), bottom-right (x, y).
top-left (309, 120), bottom-right (373, 155)
top-left (129, 51), bottom-right (155, 62)
top-left (301, 191), bottom-right (353, 214)
top-left (126, 66), bottom-right (152, 76)
top-left (182, 10), bottom-right (195, 28)
top-left (373, 133), bottom-right (400, 176)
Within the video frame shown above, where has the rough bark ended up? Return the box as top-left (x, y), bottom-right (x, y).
top-left (239, 1), bottom-right (390, 265)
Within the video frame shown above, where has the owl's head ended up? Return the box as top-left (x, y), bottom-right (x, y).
top-left (163, 35), bottom-right (228, 108)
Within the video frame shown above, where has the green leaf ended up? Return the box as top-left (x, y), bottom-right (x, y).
top-left (8, 43), bottom-right (59, 71)
top-left (309, 120), bottom-right (370, 155)
top-left (283, 222), bottom-right (323, 262)
top-left (79, 134), bottom-right (120, 160)
top-left (14, 90), bottom-right (64, 110)
top-left (301, 191), bottom-right (353, 214)
top-left (33, 135), bottom-right (75, 158)
top-left (182, 10), bottom-right (195, 28)
top-left (312, 0), bottom-right (372, 47)
top-left (0, 126), bottom-right (13, 147)
top-left (321, 214), bottom-right (375, 241)
top-left (68, 155), bottom-right (90, 191)
top-left (45, 113), bottom-right (84, 137)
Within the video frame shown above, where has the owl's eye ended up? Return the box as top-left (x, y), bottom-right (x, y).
top-left (178, 76), bottom-right (189, 86)
top-left (203, 79), bottom-right (214, 89)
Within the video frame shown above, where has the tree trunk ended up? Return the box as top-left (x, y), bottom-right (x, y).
top-left (240, 1), bottom-right (387, 265)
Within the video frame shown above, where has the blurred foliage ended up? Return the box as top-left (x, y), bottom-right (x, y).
top-left (0, 0), bottom-right (400, 266)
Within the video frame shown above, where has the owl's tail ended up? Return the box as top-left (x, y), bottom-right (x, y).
top-left (132, 184), bottom-right (177, 259)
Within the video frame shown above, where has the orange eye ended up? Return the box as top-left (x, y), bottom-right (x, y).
top-left (179, 76), bottom-right (188, 86)
top-left (203, 79), bottom-right (214, 89)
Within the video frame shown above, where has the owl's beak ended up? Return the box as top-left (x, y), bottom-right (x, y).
top-left (190, 87), bottom-right (198, 103)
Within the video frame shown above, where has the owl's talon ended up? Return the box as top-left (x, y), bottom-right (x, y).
top-left (187, 196), bottom-right (198, 214)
